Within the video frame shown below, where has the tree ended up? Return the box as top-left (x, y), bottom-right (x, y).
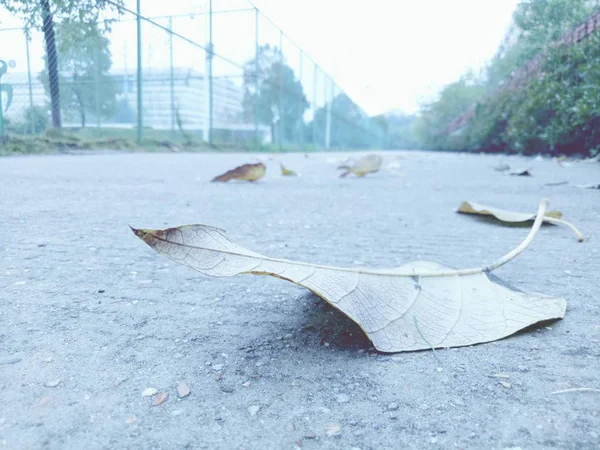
top-left (3, 0), bottom-right (124, 129)
top-left (308, 93), bottom-right (382, 149)
top-left (242, 44), bottom-right (308, 144)
top-left (41, 20), bottom-right (119, 127)
top-left (513, 0), bottom-right (599, 59)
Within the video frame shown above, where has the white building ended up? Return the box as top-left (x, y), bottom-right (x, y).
top-left (3, 66), bottom-right (270, 142)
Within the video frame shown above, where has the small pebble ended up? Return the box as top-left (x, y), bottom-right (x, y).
top-left (517, 365), bottom-right (529, 372)
top-left (142, 388), bottom-right (157, 397)
top-left (304, 432), bottom-right (316, 439)
top-left (242, 381), bottom-right (251, 388)
top-left (248, 405), bottom-right (260, 416)
top-left (152, 392), bottom-right (169, 406)
top-left (325, 423), bottom-right (342, 437)
top-left (389, 413), bottom-right (398, 420)
top-left (212, 364), bottom-right (224, 371)
top-left (44, 380), bottom-right (60, 388)
top-left (177, 382), bottom-right (190, 398)
top-left (336, 393), bottom-right (350, 403)
top-left (387, 402), bottom-right (399, 411)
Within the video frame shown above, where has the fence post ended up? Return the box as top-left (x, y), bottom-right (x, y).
top-left (25, 27), bottom-right (35, 134)
top-left (312, 63), bottom-right (317, 150)
top-left (325, 76), bottom-right (332, 149)
top-left (94, 38), bottom-right (101, 129)
top-left (203, 5), bottom-right (209, 143)
top-left (208, 0), bottom-right (213, 146)
top-left (254, 7), bottom-right (260, 150)
top-left (278, 31), bottom-right (283, 151)
top-left (136, 0), bottom-right (143, 143)
top-left (298, 50), bottom-right (303, 147)
top-left (168, 16), bottom-right (175, 136)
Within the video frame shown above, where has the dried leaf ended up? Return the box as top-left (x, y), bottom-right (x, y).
top-left (457, 201), bottom-right (584, 242)
top-left (152, 392), bottom-right (169, 406)
top-left (338, 154), bottom-right (382, 178)
top-left (280, 163), bottom-right (297, 177)
top-left (211, 163), bottom-right (265, 183)
top-left (132, 199), bottom-right (566, 353)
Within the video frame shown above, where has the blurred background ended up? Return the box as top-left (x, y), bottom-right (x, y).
top-left (0, 0), bottom-right (599, 156)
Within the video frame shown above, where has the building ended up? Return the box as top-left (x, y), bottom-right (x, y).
top-left (3, 66), bottom-right (270, 142)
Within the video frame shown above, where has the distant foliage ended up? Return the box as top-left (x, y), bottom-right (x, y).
top-left (414, 0), bottom-right (600, 156)
top-left (39, 20), bottom-right (120, 127)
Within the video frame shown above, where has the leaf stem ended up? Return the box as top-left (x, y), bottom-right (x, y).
top-left (543, 216), bottom-right (585, 242)
top-left (483, 198), bottom-right (549, 273)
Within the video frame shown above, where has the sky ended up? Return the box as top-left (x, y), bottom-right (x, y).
top-left (0, 0), bottom-right (520, 116)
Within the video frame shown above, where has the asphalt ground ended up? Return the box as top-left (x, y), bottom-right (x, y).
top-left (0, 150), bottom-right (599, 450)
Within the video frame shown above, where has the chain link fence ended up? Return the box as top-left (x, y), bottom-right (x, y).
top-left (0, 0), bottom-right (385, 151)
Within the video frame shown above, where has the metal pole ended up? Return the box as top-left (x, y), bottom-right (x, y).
top-left (203, 4), bottom-right (209, 143)
top-left (168, 15), bottom-right (175, 136)
top-left (136, 0), bottom-right (143, 143)
top-left (254, 7), bottom-right (260, 150)
top-left (94, 39), bottom-right (101, 129)
top-left (325, 76), bottom-right (332, 149)
top-left (278, 31), bottom-right (283, 150)
top-left (208, 0), bottom-right (213, 146)
top-left (298, 51), bottom-right (303, 146)
top-left (25, 27), bottom-right (35, 134)
top-left (312, 63), bottom-right (317, 149)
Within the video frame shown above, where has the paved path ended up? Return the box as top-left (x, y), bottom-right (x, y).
top-left (1, 150), bottom-right (599, 449)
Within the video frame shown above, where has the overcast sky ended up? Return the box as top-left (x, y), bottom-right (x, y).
top-left (0, 0), bottom-right (520, 116)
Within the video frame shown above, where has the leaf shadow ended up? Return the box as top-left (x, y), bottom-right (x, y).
top-left (297, 292), bottom-right (373, 353)
top-left (461, 215), bottom-right (551, 228)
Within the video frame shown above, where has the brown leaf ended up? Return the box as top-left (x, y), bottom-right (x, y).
top-left (211, 163), bottom-right (265, 182)
top-left (132, 199), bottom-right (567, 353)
top-left (152, 392), bottom-right (169, 406)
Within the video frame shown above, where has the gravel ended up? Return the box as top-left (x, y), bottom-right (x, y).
top-left (0, 150), bottom-right (599, 449)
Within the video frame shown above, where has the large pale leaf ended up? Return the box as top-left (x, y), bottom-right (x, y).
top-left (132, 200), bottom-right (567, 353)
top-left (457, 201), bottom-right (584, 242)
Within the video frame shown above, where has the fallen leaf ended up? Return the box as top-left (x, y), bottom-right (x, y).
top-left (510, 168), bottom-right (532, 176)
top-left (280, 163), bottom-right (297, 177)
top-left (338, 154), bottom-right (382, 178)
top-left (457, 201), bottom-right (584, 242)
top-left (132, 199), bottom-right (567, 353)
top-left (176, 382), bottom-right (191, 398)
top-left (211, 163), bottom-right (265, 183)
top-left (152, 392), bottom-right (169, 406)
